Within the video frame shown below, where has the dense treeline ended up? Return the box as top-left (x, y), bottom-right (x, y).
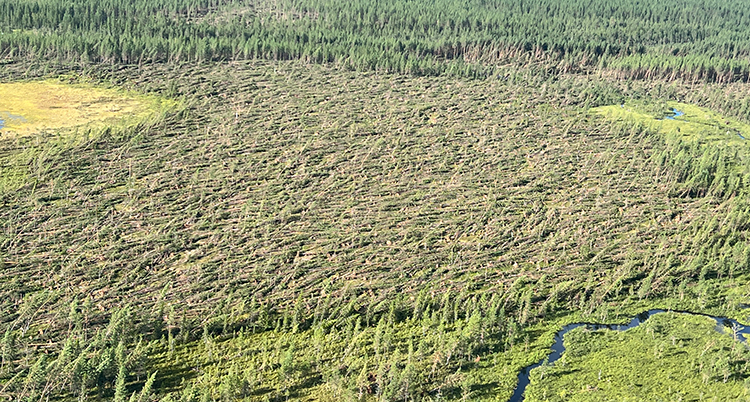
top-left (5, 0), bottom-right (750, 80)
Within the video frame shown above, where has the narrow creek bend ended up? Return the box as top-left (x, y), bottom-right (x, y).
top-left (508, 309), bottom-right (750, 402)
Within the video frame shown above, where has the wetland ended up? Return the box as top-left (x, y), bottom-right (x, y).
top-left (512, 309), bottom-right (750, 401)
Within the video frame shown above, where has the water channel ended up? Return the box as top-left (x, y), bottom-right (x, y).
top-left (508, 309), bottom-right (749, 402)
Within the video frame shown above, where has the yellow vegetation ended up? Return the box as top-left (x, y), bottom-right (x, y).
top-left (0, 80), bottom-right (173, 138)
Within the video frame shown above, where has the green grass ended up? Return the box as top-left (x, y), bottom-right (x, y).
top-left (525, 312), bottom-right (750, 401)
top-left (148, 310), bottom-right (577, 401)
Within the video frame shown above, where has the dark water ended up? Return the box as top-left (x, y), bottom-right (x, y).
top-left (508, 309), bottom-right (749, 402)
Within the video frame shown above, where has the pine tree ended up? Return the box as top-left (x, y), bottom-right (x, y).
top-left (114, 350), bottom-right (128, 402)
top-left (139, 371), bottom-right (158, 402)
top-left (0, 329), bottom-right (14, 373)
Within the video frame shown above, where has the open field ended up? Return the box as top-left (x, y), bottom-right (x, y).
top-left (2, 0), bottom-right (750, 401)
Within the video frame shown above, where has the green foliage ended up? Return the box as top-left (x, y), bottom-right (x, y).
top-left (3, 0), bottom-right (750, 80)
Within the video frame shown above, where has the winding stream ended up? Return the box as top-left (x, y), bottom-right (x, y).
top-left (508, 309), bottom-right (749, 402)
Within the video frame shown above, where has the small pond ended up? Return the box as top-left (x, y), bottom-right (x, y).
top-left (665, 108), bottom-right (685, 120)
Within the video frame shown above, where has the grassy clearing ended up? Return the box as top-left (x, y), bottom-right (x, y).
top-left (592, 101), bottom-right (750, 145)
top-left (147, 309), bottom-right (577, 401)
top-left (0, 79), bottom-right (175, 138)
top-left (525, 312), bottom-right (750, 402)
